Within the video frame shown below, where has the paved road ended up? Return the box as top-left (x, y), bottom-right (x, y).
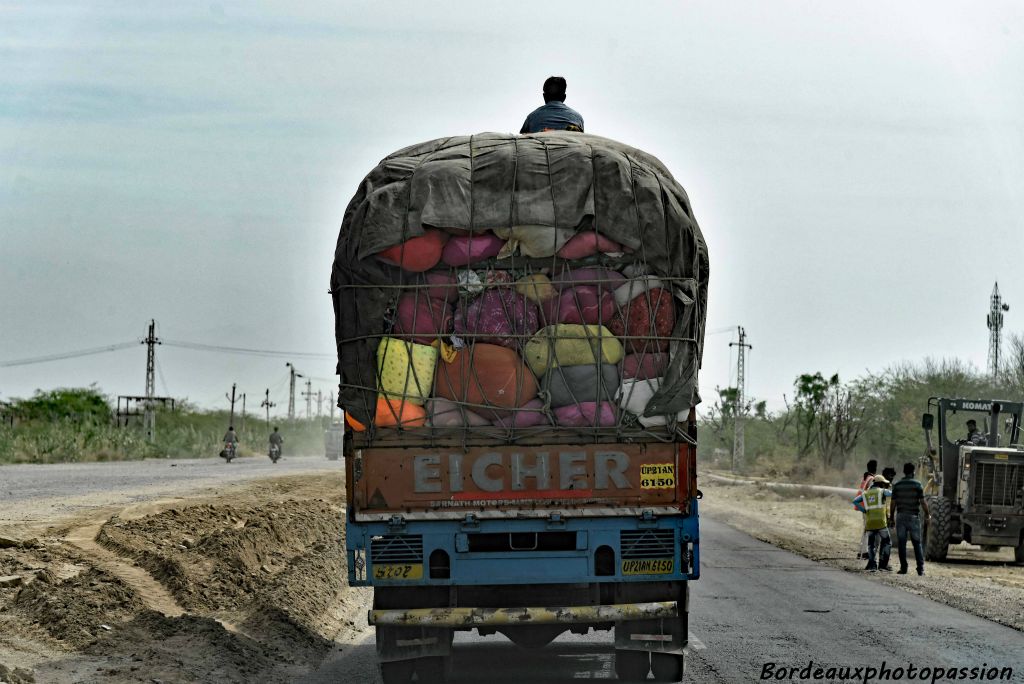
top-left (0, 454), bottom-right (343, 527)
top-left (308, 517), bottom-right (1024, 683)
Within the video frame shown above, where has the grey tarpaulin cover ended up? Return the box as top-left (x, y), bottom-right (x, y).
top-left (331, 132), bottom-right (709, 429)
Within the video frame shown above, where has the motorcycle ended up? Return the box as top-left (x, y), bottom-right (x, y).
top-left (220, 441), bottom-right (237, 463)
top-left (269, 443), bottom-right (281, 464)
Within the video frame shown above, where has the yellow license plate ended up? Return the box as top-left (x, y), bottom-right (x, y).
top-left (640, 463), bottom-right (675, 490)
top-left (994, 453), bottom-right (1009, 460)
top-left (373, 563), bottom-right (423, 580)
top-left (622, 558), bottom-right (674, 575)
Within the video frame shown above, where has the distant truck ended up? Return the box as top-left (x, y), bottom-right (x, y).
top-left (332, 133), bottom-right (708, 683)
top-left (921, 398), bottom-right (1024, 563)
top-left (324, 421), bottom-right (344, 461)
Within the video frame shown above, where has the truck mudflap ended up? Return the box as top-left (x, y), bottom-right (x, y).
top-left (369, 600), bottom-right (677, 627)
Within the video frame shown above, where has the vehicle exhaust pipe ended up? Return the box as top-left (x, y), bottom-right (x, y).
top-left (990, 402), bottom-right (1002, 447)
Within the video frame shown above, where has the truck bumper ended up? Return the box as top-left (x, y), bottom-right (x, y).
top-left (369, 600), bottom-right (677, 627)
top-left (346, 509), bottom-right (699, 587)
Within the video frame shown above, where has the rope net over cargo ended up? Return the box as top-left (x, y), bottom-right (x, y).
top-left (331, 132), bottom-right (708, 447)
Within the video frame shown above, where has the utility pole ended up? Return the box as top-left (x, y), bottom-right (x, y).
top-left (142, 319), bottom-right (160, 443)
top-left (261, 389), bottom-right (275, 431)
top-left (240, 393), bottom-right (246, 434)
top-left (316, 390), bottom-right (323, 418)
top-left (226, 383), bottom-right (238, 427)
top-left (328, 391), bottom-right (335, 421)
top-left (286, 363), bottom-right (302, 420)
top-left (988, 282), bottom-right (1010, 380)
top-left (729, 326), bottom-right (752, 473)
top-left (302, 380), bottom-right (314, 419)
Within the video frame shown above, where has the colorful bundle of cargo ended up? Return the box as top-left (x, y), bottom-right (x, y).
top-left (332, 133), bottom-right (708, 442)
top-left (344, 224), bottom-right (686, 435)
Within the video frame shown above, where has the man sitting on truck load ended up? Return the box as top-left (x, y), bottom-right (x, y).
top-left (852, 474), bottom-right (893, 572)
top-left (520, 76), bottom-right (585, 134)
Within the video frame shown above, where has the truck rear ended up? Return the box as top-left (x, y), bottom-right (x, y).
top-left (331, 132), bottom-right (709, 683)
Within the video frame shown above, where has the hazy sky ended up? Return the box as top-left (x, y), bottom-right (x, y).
top-left (2, 1), bottom-right (1023, 415)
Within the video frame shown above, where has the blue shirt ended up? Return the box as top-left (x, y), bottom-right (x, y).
top-left (520, 101), bottom-right (585, 134)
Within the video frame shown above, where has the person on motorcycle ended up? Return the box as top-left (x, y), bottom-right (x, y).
top-left (269, 427), bottom-right (283, 457)
top-left (224, 426), bottom-right (239, 450)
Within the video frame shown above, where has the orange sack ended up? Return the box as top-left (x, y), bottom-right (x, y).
top-left (433, 344), bottom-right (538, 420)
top-left (346, 398), bottom-right (426, 431)
top-left (374, 395), bottom-right (426, 428)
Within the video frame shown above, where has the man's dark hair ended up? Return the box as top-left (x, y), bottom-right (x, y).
top-left (273, 427), bottom-right (278, 431)
top-left (866, 459), bottom-right (877, 474)
top-left (903, 462), bottom-right (915, 476)
top-left (967, 419), bottom-right (977, 427)
top-left (543, 76), bottom-right (567, 103)
top-left (229, 425), bottom-right (234, 430)
top-left (882, 466), bottom-right (897, 481)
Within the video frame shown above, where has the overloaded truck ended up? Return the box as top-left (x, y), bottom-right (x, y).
top-left (331, 132), bottom-right (709, 683)
top-left (920, 398), bottom-right (1024, 562)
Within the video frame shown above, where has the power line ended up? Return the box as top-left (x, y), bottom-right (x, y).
top-left (0, 341), bottom-right (137, 368)
top-left (162, 339), bottom-right (333, 360)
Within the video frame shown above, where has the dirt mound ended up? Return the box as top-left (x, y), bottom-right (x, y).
top-left (96, 495), bottom-right (350, 664)
top-left (12, 565), bottom-right (144, 648)
top-left (0, 663), bottom-right (35, 683)
top-left (80, 611), bottom-right (295, 684)
top-left (98, 498), bottom-right (343, 612)
top-left (1, 476), bottom-right (356, 682)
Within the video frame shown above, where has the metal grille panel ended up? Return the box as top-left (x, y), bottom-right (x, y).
top-left (974, 462), bottom-right (1023, 507)
top-left (370, 535), bottom-right (423, 563)
top-left (620, 529), bottom-right (675, 559)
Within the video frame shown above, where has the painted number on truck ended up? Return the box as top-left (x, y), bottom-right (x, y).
top-left (372, 564), bottom-right (423, 580)
top-left (640, 464), bottom-right (675, 490)
top-left (622, 558), bottom-right (674, 575)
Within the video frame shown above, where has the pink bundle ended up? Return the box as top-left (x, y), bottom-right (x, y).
top-left (556, 231), bottom-right (622, 259)
top-left (542, 286), bottom-right (615, 326)
top-left (553, 401), bottom-right (617, 427)
top-left (441, 233), bottom-right (506, 267)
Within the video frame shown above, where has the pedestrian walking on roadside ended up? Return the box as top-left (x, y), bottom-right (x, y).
top-left (852, 474), bottom-right (893, 572)
top-left (855, 460), bottom-right (878, 559)
top-left (889, 462), bottom-right (930, 576)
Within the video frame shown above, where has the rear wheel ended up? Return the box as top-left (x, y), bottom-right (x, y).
top-left (615, 649), bottom-right (649, 681)
top-left (651, 652), bottom-right (684, 682)
top-left (380, 660), bottom-right (415, 684)
top-left (924, 496), bottom-right (950, 562)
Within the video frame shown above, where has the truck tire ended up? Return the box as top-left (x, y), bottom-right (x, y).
top-left (615, 649), bottom-right (649, 681)
top-left (924, 496), bottom-right (951, 562)
top-left (651, 652), bottom-right (685, 682)
top-left (380, 660), bottom-right (415, 684)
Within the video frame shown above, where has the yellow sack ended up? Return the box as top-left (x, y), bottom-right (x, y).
top-left (523, 324), bottom-right (624, 376)
top-left (377, 337), bottom-right (437, 406)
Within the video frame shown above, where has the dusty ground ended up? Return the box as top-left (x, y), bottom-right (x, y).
top-left (0, 471), bottom-right (373, 683)
top-left (699, 476), bottom-right (1024, 632)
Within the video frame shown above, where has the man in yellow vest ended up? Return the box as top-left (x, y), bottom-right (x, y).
top-left (852, 474), bottom-right (893, 572)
